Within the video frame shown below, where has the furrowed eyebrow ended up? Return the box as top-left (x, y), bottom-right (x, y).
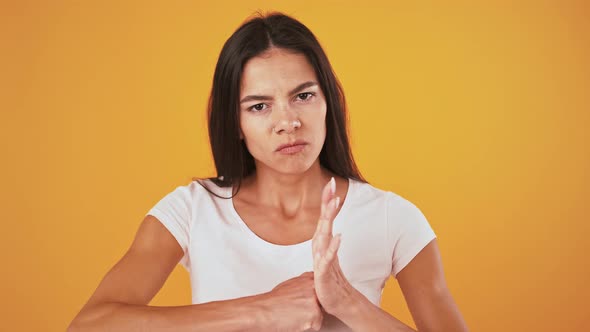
top-left (288, 81), bottom-right (318, 96)
top-left (239, 81), bottom-right (318, 104)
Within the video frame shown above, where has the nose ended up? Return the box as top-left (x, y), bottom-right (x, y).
top-left (272, 103), bottom-right (301, 134)
top-left (273, 118), bottom-right (300, 134)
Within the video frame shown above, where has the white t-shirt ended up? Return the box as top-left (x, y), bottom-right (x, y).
top-left (145, 177), bottom-right (436, 310)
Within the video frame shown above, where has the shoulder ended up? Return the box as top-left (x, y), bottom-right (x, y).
top-left (350, 179), bottom-right (418, 213)
top-left (147, 178), bottom-right (231, 217)
top-left (347, 179), bottom-right (430, 232)
top-left (350, 179), bottom-right (434, 238)
top-left (165, 178), bottom-right (230, 200)
top-left (348, 179), bottom-right (391, 205)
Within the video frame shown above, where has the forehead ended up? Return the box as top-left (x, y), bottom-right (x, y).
top-left (240, 48), bottom-right (318, 95)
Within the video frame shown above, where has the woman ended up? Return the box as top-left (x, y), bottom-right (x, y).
top-left (68, 12), bottom-right (468, 332)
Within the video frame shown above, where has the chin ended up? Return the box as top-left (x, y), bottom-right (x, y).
top-left (252, 146), bottom-right (322, 174)
top-left (256, 156), bottom-right (317, 175)
top-left (290, 155), bottom-right (324, 172)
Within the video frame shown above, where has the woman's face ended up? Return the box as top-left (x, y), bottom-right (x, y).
top-left (239, 47), bottom-right (327, 175)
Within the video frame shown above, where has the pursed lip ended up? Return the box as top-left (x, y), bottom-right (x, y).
top-left (275, 140), bottom-right (309, 152)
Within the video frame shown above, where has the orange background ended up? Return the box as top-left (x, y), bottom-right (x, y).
top-left (1, 1), bottom-right (589, 331)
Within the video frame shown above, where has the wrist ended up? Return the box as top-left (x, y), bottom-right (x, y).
top-left (330, 287), bottom-right (370, 325)
top-left (248, 292), bottom-right (276, 329)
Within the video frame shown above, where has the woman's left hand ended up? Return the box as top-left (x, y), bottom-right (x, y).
top-left (311, 177), bottom-right (356, 315)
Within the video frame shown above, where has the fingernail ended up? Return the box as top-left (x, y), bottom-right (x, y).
top-left (330, 177), bottom-right (336, 195)
top-left (334, 196), bottom-right (340, 209)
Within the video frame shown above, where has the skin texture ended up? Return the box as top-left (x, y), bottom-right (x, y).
top-left (237, 47), bottom-right (334, 219)
top-left (312, 177), bottom-right (356, 315)
top-left (237, 47), bottom-right (469, 331)
top-left (236, 46), bottom-right (355, 316)
top-left (308, 180), bottom-right (470, 332)
top-left (68, 46), bottom-right (469, 332)
top-left (238, 47), bottom-right (327, 175)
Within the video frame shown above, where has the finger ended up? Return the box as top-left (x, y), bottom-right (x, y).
top-left (324, 176), bottom-right (336, 204)
top-left (314, 177), bottom-right (336, 235)
top-left (321, 196), bottom-right (340, 236)
top-left (318, 177), bottom-right (336, 226)
top-left (325, 233), bottom-right (342, 261)
top-left (312, 222), bottom-right (327, 254)
top-left (317, 195), bottom-right (339, 234)
top-left (313, 250), bottom-right (321, 272)
top-left (313, 197), bottom-right (340, 258)
top-left (312, 224), bottom-right (328, 258)
top-left (313, 179), bottom-right (338, 257)
top-left (315, 196), bottom-right (339, 247)
top-left (314, 199), bottom-right (338, 251)
top-left (317, 233), bottom-right (342, 274)
top-left (313, 249), bottom-right (325, 274)
top-left (311, 313), bottom-right (324, 331)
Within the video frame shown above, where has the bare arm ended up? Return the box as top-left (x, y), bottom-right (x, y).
top-left (333, 239), bottom-right (469, 331)
top-left (67, 215), bottom-right (270, 332)
top-left (395, 239), bottom-right (469, 332)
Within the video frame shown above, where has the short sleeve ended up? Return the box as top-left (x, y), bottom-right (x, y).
top-left (387, 193), bottom-right (436, 278)
top-left (145, 185), bottom-right (192, 271)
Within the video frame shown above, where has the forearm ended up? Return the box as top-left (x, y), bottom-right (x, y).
top-left (334, 288), bottom-right (415, 332)
top-left (67, 294), bottom-right (271, 332)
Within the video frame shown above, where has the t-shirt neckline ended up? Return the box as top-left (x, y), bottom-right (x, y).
top-left (228, 177), bottom-right (354, 250)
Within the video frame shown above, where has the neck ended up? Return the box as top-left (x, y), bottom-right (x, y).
top-left (241, 161), bottom-right (333, 218)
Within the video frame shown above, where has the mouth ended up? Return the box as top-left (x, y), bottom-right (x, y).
top-left (275, 140), bottom-right (309, 154)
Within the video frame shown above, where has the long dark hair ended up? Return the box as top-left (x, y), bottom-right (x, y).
top-left (193, 11), bottom-right (366, 198)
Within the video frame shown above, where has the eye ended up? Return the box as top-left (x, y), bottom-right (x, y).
top-left (248, 103), bottom-right (268, 112)
top-left (296, 92), bottom-right (315, 101)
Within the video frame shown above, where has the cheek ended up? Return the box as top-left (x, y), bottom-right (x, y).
top-left (240, 117), bottom-right (268, 145)
top-left (239, 115), bottom-right (253, 138)
top-left (312, 105), bottom-right (328, 136)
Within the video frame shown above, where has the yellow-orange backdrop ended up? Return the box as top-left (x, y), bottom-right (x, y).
top-left (1, 1), bottom-right (588, 331)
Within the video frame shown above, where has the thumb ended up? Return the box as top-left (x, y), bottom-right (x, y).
top-left (300, 271), bottom-right (314, 278)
